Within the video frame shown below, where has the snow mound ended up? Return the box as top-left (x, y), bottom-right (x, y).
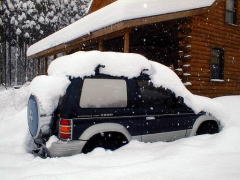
top-left (30, 75), bottom-right (70, 115)
top-left (1, 73), bottom-right (240, 180)
top-left (31, 51), bottom-right (226, 124)
top-left (48, 51), bottom-right (151, 78)
top-left (0, 85), bottom-right (30, 117)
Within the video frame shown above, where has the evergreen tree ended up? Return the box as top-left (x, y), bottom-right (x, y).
top-left (0, 0), bottom-right (90, 86)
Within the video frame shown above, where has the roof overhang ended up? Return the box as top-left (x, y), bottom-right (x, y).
top-left (28, 0), bottom-right (218, 59)
top-left (28, 7), bottom-right (209, 59)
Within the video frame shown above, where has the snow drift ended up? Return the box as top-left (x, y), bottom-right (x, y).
top-left (0, 86), bottom-right (240, 180)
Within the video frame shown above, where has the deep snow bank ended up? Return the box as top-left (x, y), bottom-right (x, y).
top-left (0, 88), bottom-right (240, 180)
top-left (0, 86), bottom-right (29, 153)
top-left (0, 85), bottom-right (29, 117)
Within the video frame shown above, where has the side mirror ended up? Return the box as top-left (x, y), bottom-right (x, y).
top-left (177, 96), bottom-right (184, 104)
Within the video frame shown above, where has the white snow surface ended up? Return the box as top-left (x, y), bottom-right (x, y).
top-left (48, 51), bottom-right (151, 78)
top-left (27, 0), bottom-right (215, 56)
top-left (0, 86), bottom-right (240, 180)
top-left (30, 75), bottom-right (70, 115)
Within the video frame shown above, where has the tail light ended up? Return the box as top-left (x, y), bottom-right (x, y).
top-left (59, 119), bottom-right (72, 140)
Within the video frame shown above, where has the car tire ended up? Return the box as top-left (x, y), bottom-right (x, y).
top-left (82, 132), bottom-right (128, 154)
top-left (196, 120), bottom-right (219, 135)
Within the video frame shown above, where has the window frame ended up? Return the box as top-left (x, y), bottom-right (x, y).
top-left (226, 0), bottom-right (238, 25)
top-left (210, 48), bottom-right (225, 81)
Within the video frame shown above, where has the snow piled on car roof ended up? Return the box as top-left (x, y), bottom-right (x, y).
top-left (48, 51), bottom-right (151, 79)
top-left (30, 51), bottom-right (226, 121)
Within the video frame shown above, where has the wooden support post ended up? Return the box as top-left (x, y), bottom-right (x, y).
top-left (37, 59), bottom-right (41, 75)
top-left (44, 57), bottom-right (48, 75)
top-left (54, 54), bottom-right (57, 59)
top-left (124, 31), bottom-right (130, 53)
top-left (98, 40), bottom-right (104, 51)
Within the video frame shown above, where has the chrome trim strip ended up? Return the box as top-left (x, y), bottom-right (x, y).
top-left (74, 113), bottom-right (196, 120)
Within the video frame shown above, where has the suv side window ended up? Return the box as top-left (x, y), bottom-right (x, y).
top-left (137, 80), bottom-right (174, 109)
top-left (80, 78), bottom-right (127, 108)
top-left (137, 80), bottom-right (191, 114)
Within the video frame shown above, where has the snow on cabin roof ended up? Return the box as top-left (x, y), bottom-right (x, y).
top-left (27, 0), bottom-right (215, 57)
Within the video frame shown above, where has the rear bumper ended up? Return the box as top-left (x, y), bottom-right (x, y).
top-left (48, 140), bottom-right (86, 157)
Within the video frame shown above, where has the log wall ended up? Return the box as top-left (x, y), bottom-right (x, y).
top-left (188, 0), bottom-right (240, 97)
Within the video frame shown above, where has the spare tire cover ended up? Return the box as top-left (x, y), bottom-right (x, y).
top-left (27, 95), bottom-right (39, 138)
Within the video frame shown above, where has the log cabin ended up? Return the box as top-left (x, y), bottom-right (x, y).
top-left (27, 0), bottom-right (240, 97)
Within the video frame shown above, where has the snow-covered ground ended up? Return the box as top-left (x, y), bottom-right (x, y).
top-left (0, 86), bottom-right (240, 180)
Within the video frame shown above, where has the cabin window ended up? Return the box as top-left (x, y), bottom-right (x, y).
top-left (104, 36), bottom-right (124, 52)
top-left (226, 0), bottom-right (237, 24)
top-left (210, 48), bottom-right (224, 80)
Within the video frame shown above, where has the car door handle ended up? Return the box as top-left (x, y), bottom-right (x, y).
top-left (146, 116), bottom-right (156, 120)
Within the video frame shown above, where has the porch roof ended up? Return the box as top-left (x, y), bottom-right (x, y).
top-left (27, 0), bottom-right (216, 59)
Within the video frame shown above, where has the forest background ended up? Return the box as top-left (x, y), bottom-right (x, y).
top-left (0, 0), bottom-right (90, 87)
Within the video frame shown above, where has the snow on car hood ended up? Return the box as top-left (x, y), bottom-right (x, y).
top-left (30, 51), bottom-right (226, 122)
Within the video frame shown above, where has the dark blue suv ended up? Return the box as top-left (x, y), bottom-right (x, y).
top-left (28, 73), bottom-right (220, 158)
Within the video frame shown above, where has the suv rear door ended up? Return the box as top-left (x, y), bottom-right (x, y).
top-left (71, 77), bottom-right (144, 140)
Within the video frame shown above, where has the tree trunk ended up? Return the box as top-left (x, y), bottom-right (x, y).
top-left (0, 43), bottom-right (3, 84)
top-left (4, 41), bottom-right (7, 86)
top-left (8, 43), bottom-right (12, 86)
top-left (15, 36), bottom-right (19, 86)
top-left (24, 43), bottom-right (28, 82)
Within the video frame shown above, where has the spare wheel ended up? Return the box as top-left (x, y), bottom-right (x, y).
top-left (27, 95), bottom-right (52, 140)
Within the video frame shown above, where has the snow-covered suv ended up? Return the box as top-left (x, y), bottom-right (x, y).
top-left (27, 51), bottom-right (221, 158)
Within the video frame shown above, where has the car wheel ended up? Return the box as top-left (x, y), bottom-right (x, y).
top-left (196, 120), bottom-right (219, 135)
top-left (82, 132), bottom-right (128, 154)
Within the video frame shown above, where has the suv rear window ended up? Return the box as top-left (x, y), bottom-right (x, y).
top-left (80, 78), bottom-right (127, 108)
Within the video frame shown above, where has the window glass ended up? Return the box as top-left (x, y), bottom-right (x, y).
top-left (226, 0), bottom-right (237, 24)
top-left (226, 0), bottom-right (235, 10)
top-left (137, 80), bottom-right (174, 108)
top-left (137, 80), bottom-right (191, 113)
top-left (80, 78), bottom-right (127, 108)
top-left (211, 48), bottom-right (224, 80)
